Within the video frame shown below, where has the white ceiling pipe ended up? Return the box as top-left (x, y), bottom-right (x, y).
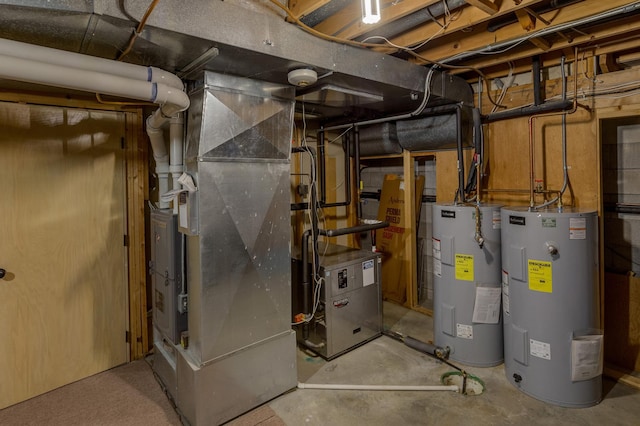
top-left (0, 54), bottom-right (190, 112)
top-left (0, 38), bottom-right (184, 90)
top-left (297, 382), bottom-right (459, 392)
top-left (0, 50), bottom-right (190, 210)
top-left (169, 114), bottom-right (185, 214)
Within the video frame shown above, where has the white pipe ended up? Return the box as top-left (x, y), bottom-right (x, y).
top-left (146, 119), bottom-right (171, 209)
top-left (297, 382), bottom-right (459, 392)
top-left (0, 37), bottom-right (184, 90)
top-left (0, 54), bottom-right (189, 112)
top-left (169, 114), bottom-right (185, 214)
top-left (0, 40), bottom-right (190, 210)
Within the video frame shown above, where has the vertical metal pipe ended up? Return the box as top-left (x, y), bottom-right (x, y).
top-left (533, 55), bottom-right (542, 106)
top-left (354, 127), bottom-right (362, 219)
top-left (455, 105), bottom-right (465, 204)
top-left (318, 129), bottom-right (326, 205)
top-left (301, 229), bottom-right (311, 340)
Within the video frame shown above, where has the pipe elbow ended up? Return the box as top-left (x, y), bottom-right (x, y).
top-left (153, 84), bottom-right (191, 116)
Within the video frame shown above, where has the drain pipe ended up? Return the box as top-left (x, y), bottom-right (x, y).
top-left (297, 383), bottom-right (459, 392)
top-left (169, 114), bottom-right (185, 213)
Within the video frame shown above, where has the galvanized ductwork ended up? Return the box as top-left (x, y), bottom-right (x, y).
top-left (172, 71), bottom-right (297, 425)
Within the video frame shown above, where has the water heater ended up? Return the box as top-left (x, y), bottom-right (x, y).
top-left (501, 207), bottom-right (602, 407)
top-left (433, 204), bottom-right (503, 367)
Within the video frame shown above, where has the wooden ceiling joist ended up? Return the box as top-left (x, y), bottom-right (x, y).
top-left (372, 0), bottom-right (547, 55)
top-left (410, 0), bottom-right (637, 66)
top-left (464, 0), bottom-right (500, 15)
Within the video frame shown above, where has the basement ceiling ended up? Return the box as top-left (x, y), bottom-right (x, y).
top-left (292, 0), bottom-right (640, 78)
top-left (0, 0), bottom-right (639, 122)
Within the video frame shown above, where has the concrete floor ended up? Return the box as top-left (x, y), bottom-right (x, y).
top-left (258, 302), bottom-right (640, 426)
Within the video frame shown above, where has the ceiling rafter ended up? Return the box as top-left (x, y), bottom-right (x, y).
top-left (288, 0), bottom-right (332, 19)
top-left (464, 0), bottom-right (500, 15)
top-left (445, 16), bottom-right (640, 78)
top-left (409, 0), bottom-right (637, 65)
top-left (371, 0), bottom-right (547, 55)
top-left (314, 0), bottom-right (442, 39)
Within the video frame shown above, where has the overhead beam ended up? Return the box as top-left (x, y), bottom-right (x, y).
top-left (288, 0), bottom-right (331, 19)
top-left (315, 0), bottom-right (441, 39)
top-left (464, 0), bottom-right (500, 15)
top-left (448, 18), bottom-right (640, 78)
top-left (515, 9), bottom-right (536, 31)
top-left (410, 0), bottom-right (639, 65)
top-left (373, 0), bottom-right (546, 54)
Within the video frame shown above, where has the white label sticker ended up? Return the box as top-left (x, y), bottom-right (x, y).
top-left (362, 259), bottom-right (375, 287)
top-left (434, 259), bottom-right (442, 278)
top-left (569, 217), bottom-right (587, 240)
top-left (502, 270), bottom-right (510, 315)
top-left (530, 339), bottom-right (551, 360)
top-left (472, 286), bottom-right (501, 324)
top-left (571, 335), bottom-right (603, 382)
top-left (179, 202), bottom-right (188, 229)
top-left (432, 238), bottom-right (441, 260)
top-left (493, 210), bottom-right (502, 229)
top-left (457, 323), bottom-right (473, 339)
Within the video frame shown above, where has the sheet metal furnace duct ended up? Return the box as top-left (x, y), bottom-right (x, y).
top-left (177, 71), bottom-right (297, 425)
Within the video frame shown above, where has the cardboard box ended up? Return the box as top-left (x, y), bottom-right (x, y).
top-left (375, 174), bottom-right (425, 305)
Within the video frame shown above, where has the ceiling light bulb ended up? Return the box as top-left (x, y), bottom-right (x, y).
top-left (361, 0), bottom-right (381, 24)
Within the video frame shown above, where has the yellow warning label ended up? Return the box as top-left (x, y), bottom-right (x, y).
top-left (528, 260), bottom-right (552, 293)
top-left (455, 254), bottom-right (474, 281)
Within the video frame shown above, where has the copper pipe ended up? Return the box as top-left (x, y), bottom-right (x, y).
top-left (527, 49), bottom-right (580, 211)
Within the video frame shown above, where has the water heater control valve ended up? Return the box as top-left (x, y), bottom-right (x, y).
top-left (546, 241), bottom-right (559, 256)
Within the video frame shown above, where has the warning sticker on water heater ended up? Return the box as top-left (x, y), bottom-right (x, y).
top-left (502, 270), bottom-right (510, 315)
top-left (493, 210), bottom-right (501, 229)
top-left (455, 254), bottom-right (474, 281)
top-left (457, 323), bottom-right (473, 339)
top-left (569, 217), bottom-right (587, 240)
top-left (530, 338), bottom-right (551, 360)
top-left (528, 260), bottom-right (552, 293)
top-left (432, 238), bottom-right (441, 260)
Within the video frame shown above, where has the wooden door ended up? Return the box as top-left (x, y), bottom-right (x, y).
top-left (0, 102), bottom-right (128, 409)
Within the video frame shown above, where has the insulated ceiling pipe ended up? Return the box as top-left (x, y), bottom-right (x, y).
top-left (0, 38), bottom-right (184, 90)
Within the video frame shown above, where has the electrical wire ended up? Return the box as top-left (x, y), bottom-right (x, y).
top-left (291, 101), bottom-right (327, 326)
top-left (117, 0), bottom-right (160, 61)
top-left (267, 0), bottom-right (504, 108)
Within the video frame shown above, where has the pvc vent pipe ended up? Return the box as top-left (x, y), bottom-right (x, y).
top-left (297, 382), bottom-right (460, 392)
top-left (0, 38), bottom-right (190, 210)
top-left (0, 38), bottom-right (184, 90)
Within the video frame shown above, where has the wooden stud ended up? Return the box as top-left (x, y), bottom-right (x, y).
top-left (410, 0), bottom-right (635, 65)
top-left (529, 36), bottom-right (552, 51)
top-left (288, 0), bottom-right (331, 19)
top-left (515, 9), bottom-right (536, 31)
top-left (403, 149), bottom-right (418, 308)
top-left (372, 0), bottom-right (547, 54)
top-left (125, 110), bottom-right (149, 360)
top-left (465, 0), bottom-right (500, 15)
top-left (598, 53), bottom-right (623, 73)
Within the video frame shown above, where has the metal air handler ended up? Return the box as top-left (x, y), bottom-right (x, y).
top-left (152, 72), bottom-right (297, 425)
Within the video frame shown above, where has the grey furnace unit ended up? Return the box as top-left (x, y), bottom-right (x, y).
top-left (150, 209), bottom-right (187, 346)
top-left (152, 71), bottom-right (297, 426)
top-left (292, 243), bottom-right (383, 360)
